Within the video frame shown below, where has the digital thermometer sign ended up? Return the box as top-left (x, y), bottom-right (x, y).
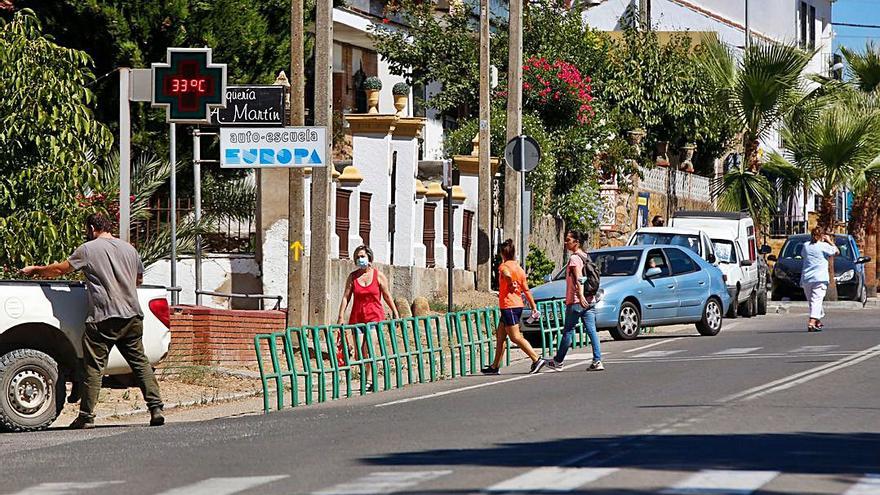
top-left (151, 48), bottom-right (227, 124)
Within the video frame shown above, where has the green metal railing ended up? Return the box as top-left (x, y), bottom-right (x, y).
top-left (255, 304), bottom-right (582, 413)
top-left (536, 299), bottom-right (593, 358)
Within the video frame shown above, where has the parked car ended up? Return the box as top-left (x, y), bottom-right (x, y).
top-left (0, 281), bottom-right (171, 432)
top-left (670, 211), bottom-right (771, 317)
top-left (769, 233), bottom-right (871, 303)
top-left (522, 245), bottom-right (730, 342)
top-left (626, 227), bottom-right (717, 264)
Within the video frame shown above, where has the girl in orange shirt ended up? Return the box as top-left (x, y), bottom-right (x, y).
top-left (482, 239), bottom-right (545, 374)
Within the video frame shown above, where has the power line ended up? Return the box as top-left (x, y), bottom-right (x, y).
top-left (832, 21), bottom-right (880, 28)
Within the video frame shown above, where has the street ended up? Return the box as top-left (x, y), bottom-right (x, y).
top-left (1, 308), bottom-right (877, 495)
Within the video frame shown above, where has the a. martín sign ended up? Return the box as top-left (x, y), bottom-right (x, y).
top-left (220, 127), bottom-right (327, 169)
top-left (210, 85), bottom-right (284, 126)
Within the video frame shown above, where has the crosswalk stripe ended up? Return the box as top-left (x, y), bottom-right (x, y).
top-left (660, 469), bottom-right (779, 494)
top-left (713, 347), bottom-right (763, 355)
top-left (313, 471), bottom-right (451, 495)
top-left (844, 473), bottom-right (880, 494)
top-left (791, 345), bottom-right (839, 353)
top-left (7, 481), bottom-right (125, 495)
top-left (632, 350), bottom-right (686, 358)
top-left (153, 476), bottom-right (288, 495)
top-left (485, 467), bottom-right (618, 492)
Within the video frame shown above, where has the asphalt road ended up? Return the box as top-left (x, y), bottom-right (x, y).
top-left (1, 309), bottom-right (878, 495)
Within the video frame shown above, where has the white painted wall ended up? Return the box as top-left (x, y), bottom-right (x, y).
top-left (391, 133), bottom-right (421, 266)
top-left (350, 130), bottom-right (393, 263)
top-left (143, 254), bottom-right (262, 309)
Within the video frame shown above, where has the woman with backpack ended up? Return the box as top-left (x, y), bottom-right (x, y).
top-left (545, 230), bottom-right (604, 372)
top-left (481, 239), bottom-right (545, 375)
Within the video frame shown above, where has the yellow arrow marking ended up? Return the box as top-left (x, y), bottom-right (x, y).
top-left (290, 240), bottom-right (304, 262)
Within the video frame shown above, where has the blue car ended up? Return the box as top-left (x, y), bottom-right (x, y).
top-left (523, 245), bottom-right (730, 341)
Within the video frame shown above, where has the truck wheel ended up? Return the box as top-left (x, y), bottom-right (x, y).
top-left (0, 349), bottom-right (64, 432)
top-left (740, 291), bottom-right (757, 318)
top-left (727, 288), bottom-right (739, 319)
top-left (757, 288), bottom-right (768, 315)
top-left (609, 301), bottom-right (641, 341)
top-left (696, 297), bottom-right (723, 336)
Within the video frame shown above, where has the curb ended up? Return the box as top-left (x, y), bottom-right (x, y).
top-left (99, 390), bottom-right (262, 420)
top-left (771, 299), bottom-right (880, 314)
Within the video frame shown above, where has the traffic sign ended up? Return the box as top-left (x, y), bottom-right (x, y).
top-left (151, 48), bottom-right (227, 124)
top-left (504, 135), bottom-right (541, 172)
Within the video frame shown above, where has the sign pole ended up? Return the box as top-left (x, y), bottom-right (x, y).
top-left (445, 159), bottom-right (454, 314)
top-left (193, 127), bottom-right (202, 306)
top-left (520, 135), bottom-right (526, 271)
top-left (169, 123), bottom-right (178, 305)
top-left (119, 68), bottom-right (131, 243)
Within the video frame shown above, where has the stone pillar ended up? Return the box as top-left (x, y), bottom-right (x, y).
top-left (391, 117), bottom-right (427, 266)
top-left (345, 115), bottom-right (397, 264)
top-left (414, 183), bottom-right (427, 267)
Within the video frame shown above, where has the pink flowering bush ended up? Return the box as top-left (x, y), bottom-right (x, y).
top-left (522, 56), bottom-right (594, 128)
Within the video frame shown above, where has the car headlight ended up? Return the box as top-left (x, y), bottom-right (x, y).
top-left (835, 269), bottom-right (855, 282)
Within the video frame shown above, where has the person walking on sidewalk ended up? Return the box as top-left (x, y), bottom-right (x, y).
top-left (336, 245), bottom-right (400, 391)
top-left (545, 230), bottom-right (604, 372)
top-left (800, 227), bottom-right (839, 332)
top-left (22, 213), bottom-right (164, 429)
top-left (481, 240), bottom-right (545, 375)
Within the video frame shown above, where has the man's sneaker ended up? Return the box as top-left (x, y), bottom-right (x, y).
top-left (545, 359), bottom-right (564, 372)
top-left (480, 365), bottom-right (500, 375)
top-left (529, 359), bottom-right (547, 374)
top-left (588, 360), bottom-right (605, 372)
top-left (69, 415), bottom-right (95, 430)
top-left (149, 407), bottom-right (165, 427)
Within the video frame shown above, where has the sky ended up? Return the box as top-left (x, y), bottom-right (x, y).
top-left (832, 0), bottom-right (880, 52)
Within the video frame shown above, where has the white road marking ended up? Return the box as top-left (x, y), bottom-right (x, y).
top-left (314, 471), bottom-right (451, 495)
top-left (713, 347), bottom-right (763, 355)
top-left (153, 476), bottom-right (288, 495)
top-left (791, 345), bottom-right (839, 353)
top-left (623, 337), bottom-right (684, 353)
top-left (7, 481), bottom-right (125, 495)
top-left (720, 344), bottom-right (880, 403)
top-left (374, 360), bottom-right (595, 408)
top-left (844, 473), bottom-right (880, 495)
top-left (660, 469), bottom-right (779, 494)
top-left (485, 467), bottom-right (618, 492)
top-left (631, 350), bottom-right (687, 358)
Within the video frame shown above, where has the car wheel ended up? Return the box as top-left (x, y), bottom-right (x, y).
top-left (757, 288), bottom-right (768, 315)
top-left (726, 288), bottom-right (739, 318)
top-left (0, 349), bottom-right (64, 432)
top-left (610, 301), bottom-right (641, 341)
top-left (859, 283), bottom-right (868, 306)
top-left (696, 297), bottom-right (723, 336)
top-left (771, 289), bottom-right (782, 301)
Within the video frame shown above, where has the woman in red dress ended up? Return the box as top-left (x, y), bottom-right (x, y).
top-left (336, 245), bottom-right (399, 391)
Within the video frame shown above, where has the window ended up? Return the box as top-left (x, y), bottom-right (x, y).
top-left (424, 203), bottom-right (436, 268)
top-left (809, 5), bottom-right (816, 50)
top-left (665, 248), bottom-right (699, 275)
top-left (799, 1), bottom-right (808, 49)
top-left (712, 239), bottom-right (738, 264)
top-left (631, 232), bottom-right (702, 256)
top-left (359, 193), bottom-right (371, 247)
top-left (335, 190), bottom-right (351, 259)
top-left (644, 249), bottom-right (671, 278)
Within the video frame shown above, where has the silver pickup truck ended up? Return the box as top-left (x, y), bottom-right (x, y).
top-left (0, 281), bottom-right (171, 432)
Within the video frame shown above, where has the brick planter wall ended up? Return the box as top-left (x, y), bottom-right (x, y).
top-left (160, 305), bottom-right (286, 371)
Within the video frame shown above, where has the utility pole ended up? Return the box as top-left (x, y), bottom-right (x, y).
top-left (477, 0), bottom-right (492, 291)
top-left (288, 0), bottom-right (306, 327)
top-left (308, 0), bottom-right (334, 324)
top-left (504, 0), bottom-right (523, 263)
top-left (744, 0), bottom-right (750, 49)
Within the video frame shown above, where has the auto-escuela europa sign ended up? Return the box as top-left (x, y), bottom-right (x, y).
top-left (220, 127), bottom-right (327, 169)
top-left (210, 86), bottom-right (285, 126)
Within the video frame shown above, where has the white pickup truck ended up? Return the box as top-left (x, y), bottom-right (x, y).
top-left (0, 281), bottom-right (171, 432)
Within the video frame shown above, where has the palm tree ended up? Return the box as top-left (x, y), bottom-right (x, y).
top-left (841, 42), bottom-right (880, 94)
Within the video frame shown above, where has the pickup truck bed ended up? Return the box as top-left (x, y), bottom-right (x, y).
top-left (0, 281), bottom-right (171, 431)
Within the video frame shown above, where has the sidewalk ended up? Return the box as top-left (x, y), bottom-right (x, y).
top-left (771, 298), bottom-right (880, 313)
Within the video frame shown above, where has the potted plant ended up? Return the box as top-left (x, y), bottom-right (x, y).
top-left (680, 142), bottom-right (696, 173)
top-left (392, 82), bottom-right (410, 117)
top-left (363, 76), bottom-right (382, 114)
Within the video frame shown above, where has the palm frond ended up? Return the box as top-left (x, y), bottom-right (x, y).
top-left (711, 167), bottom-right (775, 224)
top-left (841, 42), bottom-right (880, 93)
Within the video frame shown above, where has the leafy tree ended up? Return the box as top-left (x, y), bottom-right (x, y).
top-left (0, 9), bottom-right (113, 266)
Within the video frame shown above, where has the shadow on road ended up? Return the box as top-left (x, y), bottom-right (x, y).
top-left (362, 432), bottom-right (880, 475)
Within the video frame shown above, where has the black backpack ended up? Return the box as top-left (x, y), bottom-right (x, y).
top-left (576, 253), bottom-right (601, 296)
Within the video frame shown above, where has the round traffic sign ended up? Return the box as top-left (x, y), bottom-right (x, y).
top-left (504, 135), bottom-right (541, 173)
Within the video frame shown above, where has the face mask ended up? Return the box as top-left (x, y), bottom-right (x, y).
top-left (357, 257), bottom-right (369, 268)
